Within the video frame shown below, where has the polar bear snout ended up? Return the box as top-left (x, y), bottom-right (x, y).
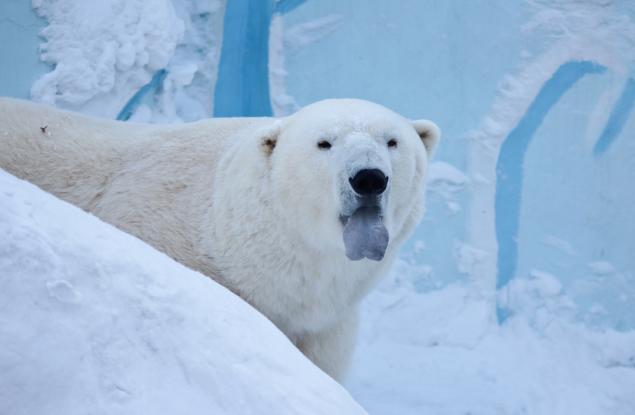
top-left (340, 167), bottom-right (391, 262)
top-left (349, 169), bottom-right (389, 196)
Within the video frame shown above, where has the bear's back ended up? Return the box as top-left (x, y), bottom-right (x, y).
top-left (0, 97), bottom-right (276, 276)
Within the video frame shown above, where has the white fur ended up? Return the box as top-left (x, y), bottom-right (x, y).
top-left (0, 97), bottom-right (439, 381)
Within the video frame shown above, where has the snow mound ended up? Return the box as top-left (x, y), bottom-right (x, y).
top-left (0, 170), bottom-right (366, 415)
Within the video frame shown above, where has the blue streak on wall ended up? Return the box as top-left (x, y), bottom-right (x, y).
top-left (118, 0), bottom-right (308, 120)
top-left (213, 0), bottom-right (274, 117)
top-left (275, 0), bottom-right (307, 14)
top-left (213, 0), bottom-right (306, 117)
top-left (116, 69), bottom-right (168, 121)
top-left (593, 78), bottom-right (635, 156)
top-left (495, 60), bottom-right (606, 323)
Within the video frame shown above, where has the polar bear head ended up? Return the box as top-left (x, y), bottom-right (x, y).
top-left (257, 99), bottom-right (440, 262)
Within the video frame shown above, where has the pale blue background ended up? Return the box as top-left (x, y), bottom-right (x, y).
top-left (1, 0), bottom-right (633, 329)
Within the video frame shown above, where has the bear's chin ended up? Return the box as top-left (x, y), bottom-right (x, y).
top-left (341, 206), bottom-right (389, 261)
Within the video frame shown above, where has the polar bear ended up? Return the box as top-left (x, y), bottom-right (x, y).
top-left (0, 97), bottom-right (439, 380)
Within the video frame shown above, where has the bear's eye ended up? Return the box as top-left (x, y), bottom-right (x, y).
top-left (317, 140), bottom-right (332, 150)
top-left (387, 138), bottom-right (398, 148)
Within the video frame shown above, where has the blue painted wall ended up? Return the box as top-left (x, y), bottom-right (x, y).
top-left (213, 0), bottom-right (305, 117)
top-left (282, 0), bottom-right (526, 293)
top-left (213, 0), bottom-right (274, 116)
top-left (516, 70), bottom-right (635, 329)
top-left (594, 78), bottom-right (635, 156)
top-left (281, 1), bottom-right (634, 328)
top-left (0, 0), bottom-right (49, 98)
top-left (495, 61), bottom-right (606, 322)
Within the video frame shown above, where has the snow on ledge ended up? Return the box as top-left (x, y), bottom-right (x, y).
top-left (0, 169), bottom-right (366, 415)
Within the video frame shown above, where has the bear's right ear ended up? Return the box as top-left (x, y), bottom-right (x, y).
top-left (258, 121), bottom-right (282, 156)
top-left (412, 119), bottom-right (441, 157)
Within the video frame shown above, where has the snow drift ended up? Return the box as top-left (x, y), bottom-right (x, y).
top-left (0, 169), bottom-right (366, 415)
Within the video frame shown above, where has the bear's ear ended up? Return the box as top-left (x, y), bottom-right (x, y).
top-left (258, 121), bottom-right (282, 156)
top-left (412, 120), bottom-right (441, 156)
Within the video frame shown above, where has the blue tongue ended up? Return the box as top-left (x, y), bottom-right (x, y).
top-left (343, 206), bottom-right (389, 261)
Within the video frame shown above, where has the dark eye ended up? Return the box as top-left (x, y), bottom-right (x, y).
top-left (317, 140), bottom-right (332, 150)
top-left (387, 138), bottom-right (398, 148)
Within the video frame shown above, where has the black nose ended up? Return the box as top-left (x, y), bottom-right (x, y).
top-left (349, 169), bottom-right (389, 196)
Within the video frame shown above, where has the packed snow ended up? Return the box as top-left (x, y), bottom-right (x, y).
top-left (31, 0), bottom-right (224, 122)
top-left (348, 261), bottom-right (635, 415)
top-left (0, 170), bottom-right (366, 415)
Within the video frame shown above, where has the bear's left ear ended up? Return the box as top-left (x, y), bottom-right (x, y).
top-left (258, 121), bottom-right (282, 156)
top-left (412, 120), bottom-right (441, 156)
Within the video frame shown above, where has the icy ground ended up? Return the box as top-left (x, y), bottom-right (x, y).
top-left (0, 170), bottom-right (365, 415)
top-left (348, 261), bottom-right (635, 414)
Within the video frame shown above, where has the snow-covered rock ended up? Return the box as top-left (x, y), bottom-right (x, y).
top-left (0, 170), bottom-right (366, 415)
